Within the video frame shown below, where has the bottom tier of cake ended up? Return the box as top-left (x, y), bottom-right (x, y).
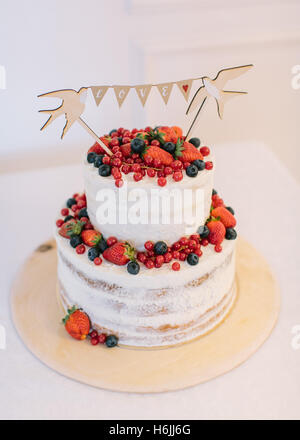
top-left (56, 231), bottom-right (236, 347)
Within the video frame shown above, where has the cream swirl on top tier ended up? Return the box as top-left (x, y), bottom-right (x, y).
top-left (83, 154), bottom-right (214, 251)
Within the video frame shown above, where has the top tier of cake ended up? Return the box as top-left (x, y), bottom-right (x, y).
top-left (83, 126), bottom-right (214, 250)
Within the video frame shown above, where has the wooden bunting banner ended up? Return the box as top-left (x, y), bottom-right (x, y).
top-left (156, 82), bottom-right (173, 105)
top-left (176, 79), bottom-right (193, 102)
top-left (90, 86), bottom-right (109, 106)
top-left (113, 86), bottom-right (131, 107)
top-left (135, 84), bottom-right (152, 106)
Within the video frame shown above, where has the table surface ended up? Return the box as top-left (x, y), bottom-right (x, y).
top-left (1, 142), bottom-right (300, 420)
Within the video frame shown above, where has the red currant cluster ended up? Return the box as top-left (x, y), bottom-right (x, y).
top-left (88, 329), bottom-right (118, 347)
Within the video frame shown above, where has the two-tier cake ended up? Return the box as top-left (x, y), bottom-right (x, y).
top-left (55, 125), bottom-right (237, 347)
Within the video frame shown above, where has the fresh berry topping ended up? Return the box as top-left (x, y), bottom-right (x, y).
top-left (105, 335), bottom-right (118, 348)
top-left (131, 137), bottom-right (145, 154)
top-left (187, 253), bottom-right (199, 266)
top-left (147, 168), bottom-right (156, 178)
top-left (205, 161), bottom-right (213, 170)
top-left (211, 206), bottom-right (236, 228)
top-left (66, 198), bottom-right (77, 208)
top-left (144, 241), bottom-right (154, 251)
top-left (107, 236), bottom-right (118, 247)
top-left (59, 219), bottom-right (84, 238)
top-left (70, 235), bottom-right (82, 248)
top-left (133, 172), bottom-right (143, 182)
top-left (162, 142), bottom-right (176, 154)
top-left (172, 262), bottom-right (181, 271)
top-left (145, 259), bottom-right (154, 269)
top-left (174, 141), bottom-right (203, 162)
top-left (102, 156), bottom-right (110, 165)
top-left (88, 247), bottom-right (100, 261)
top-left (188, 137), bottom-right (200, 148)
top-left (87, 152), bottom-right (96, 163)
top-left (98, 164), bottom-right (111, 177)
top-left (120, 143), bottom-right (131, 158)
top-left (76, 244), bottom-right (86, 254)
top-left (164, 252), bottom-right (173, 263)
top-left (94, 256), bottom-right (103, 265)
top-left (154, 241), bottom-right (168, 255)
top-left (62, 306), bottom-right (90, 340)
top-left (206, 220), bottom-right (226, 246)
top-left (103, 242), bottom-right (135, 266)
top-left (226, 206), bottom-right (235, 215)
top-left (81, 230), bottom-right (101, 247)
top-left (127, 261), bottom-right (140, 275)
top-left (98, 333), bottom-right (106, 344)
top-left (186, 164), bottom-right (198, 178)
top-left (164, 166), bottom-right (173, 176)
top-left (56, 219), bottom-right (64, 227)
top-left (157, 177), bottom-right (167, 187)
top-left (225, 228), bottom-right (237, 240)
top-left (200, 146), bottom-right (210, 156)
top-left (144, 145), bottom-right (173, 166)
top-left (173, 171), bottom-right (183, 182)
top-left (61, 208), bottom-right (69, 217)
top-left (192, 159), bottom-right (205, 171)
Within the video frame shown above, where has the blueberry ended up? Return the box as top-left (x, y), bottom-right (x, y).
top-left (88, 247), bottom-right (100, 261)
top-left (98, 164), bottom-right (111, 177)
top-left (226, 206), bottom-right (235, 215)
top-left (66, 198), bottom-right (77, 208)
top-left (186, 164), bottom-right (198, 177)
top-left (109, 129), bottom-right (117, 135)
top-left (154, 241), bottom-right (168, 255)
top-left (192, 159), bottom-right (205, 171)
top-left (64, 215), bottom-right (74, 222)
top-left (98, 237), bottom-right (108, 253)
top-left (225, 228), bottom-right (237, 240)
top-left (78, 208), bottom-right (89, 219)
top-left (127, 261), bottom-right (140, 275)
top-left (187, 253), bottom-right (199, 266)
top-left (188, 137), bottom-right (200, 148)
top-left (162, 142), bottom-right (175, 154)
top-left (118, 137), bottom-right (123, 144)
top-left (94, 155), bottom-right (104, 168)
top-left (130, 138), bottom-right (145, 154)
top-left (105, 335), bottom-right (118, 348)
top-left (212, 189), bottom-right (218, 196)
top-left (87, 152), bottom-right (96, 163)
top-left (197, 225), bottom-right (209, 238)
top-left (70, 235), bottom-right (82, 248)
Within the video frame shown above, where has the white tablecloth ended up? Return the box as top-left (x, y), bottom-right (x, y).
top-left (1, 142), bottom-right (300, 420)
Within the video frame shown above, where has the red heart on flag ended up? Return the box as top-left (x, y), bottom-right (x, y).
top-left (182, 84), bottom-right (189, 93)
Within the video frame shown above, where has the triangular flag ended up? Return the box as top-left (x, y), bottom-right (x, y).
top-left (90, 86), bottom-right (109, 106)
top-left (113, 86), bottom-right (131, 107)
top-left (156, 83), bottom-right (173, 105)
top-left (176, 79), bottom-right (193, 102)
top-left (135, 84), bottom-right (152, 106)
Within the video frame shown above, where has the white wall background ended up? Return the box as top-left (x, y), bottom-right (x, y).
top-left (0, 0), bottom-right (300, 181)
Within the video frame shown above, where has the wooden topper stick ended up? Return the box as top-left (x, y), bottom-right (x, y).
top-left (38, 87), bottom-right (112, 156)
top-left (186, 64), bottom-right (253, 140)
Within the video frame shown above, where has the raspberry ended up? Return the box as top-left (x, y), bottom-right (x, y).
top-left (172, 262), bottom-right (181, 271)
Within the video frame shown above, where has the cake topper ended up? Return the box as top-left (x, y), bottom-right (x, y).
top-left (38, 64), bottom-right (252, 144)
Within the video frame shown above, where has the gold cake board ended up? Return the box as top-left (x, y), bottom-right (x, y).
top-left (11, 237), bottom-right (280, 393)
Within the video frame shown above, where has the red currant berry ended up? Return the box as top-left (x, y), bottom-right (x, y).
top-left (144, 156), bottom-right (153, 166)
top-left (112, 168), bottom-right (122, 179)
top-left (102, 156), bottom-right (110, 165)
top-left (133, 172), bottom-right (143, 182)
top-left (144, 241), bottom-right (154, 251)
top-left (179, 237), bottom-right (188, 246)
top-left (122, 136), bottom-right (131, 144)
top-left (137, 252), bottom-right (147, 263)
top-left (112, 146), bottom-right (120, 154)
top-left (155, 255), bottom-right (164, 266)
top-left (94, 257), bottom-right (102, 265)
top-left (172, 242), bottom-right (181, 251)
top-left (146, 259), bottom-right (154, 269)
top-left (171, 160), bottom-right (183, 170)
top-left (121, 164), bottom-right (130, 174)
top-left (107, 236), bottom-right (118, 247)
top-left (200, 146), bottom-right (210, 156)
top-left (56, 219), bottom-right (64, 227)
top-left (114, 151), bottom-right (123, 159)
top-left (173, 171), bottom-right (183, 182)
top-left (201, 239), bottom-right (209, 246)
top-left (179, 252), bottom-right (186, 261)
top-left (188, 239), bottom-right (197, 249)
top-left (112, 158), bottom-right (122, 168)
top-left (146, 250), bottom-right (154, 258)
top-left (80, 216), bottom-right (89, 224)
top-left (76, 244), bottom-right (86, 254)
top-left (126, 158), bottom-right (134, 164)
top-left (205, 161), bottom-right (213, 170)
top-left (98, 333), bottom-right (106, 344)
top-left (172, 262), bottom-right (181, 271)
top-left (164, 252), bottom-right (173, 263)
top-left (131, 128), bottom-right (138, 135)
top-left (115, 179), bottom-right (124, 188)
top-left (91, 337), bottom-right (99, 346)
top-left (77, 200), bottom-right (86, 209)
top-left (132, 163), bottom-right (141, 173)
top-left (61, 208), bottom-right (69, 216)
top-left (157, 177), bottom-right (167, 187)
top-left (90, 330), bottom-right (98, 339)
top-left (195, 249), bottom-right (203, 257)
top-left (164, 166), bottom-right (173, 176)
top-left (172, 250), bottom-right (180, 259)
top-left (145, 126), bottom-right (152, 133)
top-left (147, 168), bottom-right (156, 178)
top-left (71, 204), bottom-right (78, 212)
top-left (110, 138), bottom-right (119, 147)
top-left (215, 244), bottom-right (222, 253)
top-left (111, 131), bottom-right (118, 138)
top-left (151, 139), bottom-right (160, 146)
top-left (183, 162), bottom-right (191, 170)
top-left (190, 234), bottom-right (200, 241)
top-left (153, 159), bottom-right (162, 168)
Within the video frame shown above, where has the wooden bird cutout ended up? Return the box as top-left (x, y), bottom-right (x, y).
top-left (38, 87), bottom-right (88, 139)
top-left (186, 64), bottom-right (253, 138)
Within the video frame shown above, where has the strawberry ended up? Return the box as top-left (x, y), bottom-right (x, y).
top-left (103, 242), bottom-right (135, 266)
top-left (120, 142), bottom-right (131, 158)
top-left (59, 219), bottom-right (84, 238)
top-left (211, 207), bottom-right (236, 228)
top-left (81, 229), bottom-right (102, 247)
top-left (88, 137), bottom-right (110, 154)
top-left (175, 141), bottom-right (203, 162)
top-left (171, 126), bottom-right (183, 138)
top-left (212, 194), bottom-right (225, 209)
top-left (206, 220), bottom-right (226, 245)
top-left (143, 145), bottom-right (173, 166)
top-left (62, 306), bottom-right (90, 340)
top-left (157, 126), bottom-right (178, 143)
